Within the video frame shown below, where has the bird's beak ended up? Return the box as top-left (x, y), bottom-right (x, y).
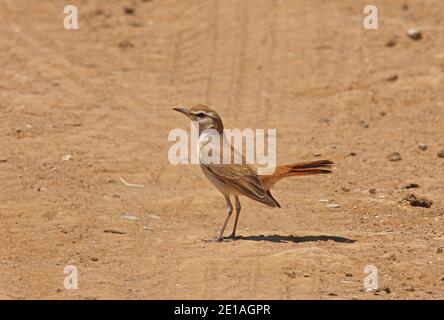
top-left (173, 107), bottom-right (193, 119)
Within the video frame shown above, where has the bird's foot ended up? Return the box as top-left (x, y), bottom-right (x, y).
top-left (202, 235), bottom-right (236, 242)
top-left (224, 233), bottom-right (239, 240)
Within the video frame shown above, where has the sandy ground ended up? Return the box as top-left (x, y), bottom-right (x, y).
top-left (0, 0), bottom-right (443, 300)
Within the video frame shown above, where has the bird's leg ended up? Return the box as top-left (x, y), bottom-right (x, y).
top-left (217, 195), bottom-right (233, 241)
top-left (228, 196), bottom-right (241, 239)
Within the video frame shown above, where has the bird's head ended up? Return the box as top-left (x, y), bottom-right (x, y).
top-left (173, 104), bottom-right (224, 134)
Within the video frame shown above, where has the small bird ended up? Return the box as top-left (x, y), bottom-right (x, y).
top-left (173, 104), bottom-right (333, 241)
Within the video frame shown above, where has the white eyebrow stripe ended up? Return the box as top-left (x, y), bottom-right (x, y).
top-left (193, 111), bottom-right (215, 117)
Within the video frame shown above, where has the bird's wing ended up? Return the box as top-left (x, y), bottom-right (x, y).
top-left (203, 161), bottom-right (278, 207)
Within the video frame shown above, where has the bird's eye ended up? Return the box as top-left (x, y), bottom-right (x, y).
top-left (196, 112), bottom-right (206, 117)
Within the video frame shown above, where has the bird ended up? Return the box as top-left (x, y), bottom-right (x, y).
top-left (173, 104), bottom-right (333, 241)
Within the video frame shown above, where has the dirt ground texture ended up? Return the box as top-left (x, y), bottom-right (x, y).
top-left (0, 0), bottom-right (443, 300)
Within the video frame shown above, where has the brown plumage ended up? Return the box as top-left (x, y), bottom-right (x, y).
top-left (173, 105), bottom-right (334, 241)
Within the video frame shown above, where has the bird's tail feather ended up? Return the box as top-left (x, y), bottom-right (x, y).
top-left (260, 160), bottom-right (333, 189)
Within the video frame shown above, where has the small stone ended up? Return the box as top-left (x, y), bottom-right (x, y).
top-left (130, 22), bottom-right (144, 28)
top-left (381, 253), bottom-right (397, 261)
top-left (359, 120), bottom-right (369, 128)
top-left (387, 152), bottom-right (402, 161)
top-left (437, 247), bottom-right (444, 254)
top-left (342, 186), bottom-right (351, 192)
top-left (303, 273), bottom-right (310, 277)
top-left (123, 6), bottom-right (135, 15)
top-left (318, 199), bottom-right (329, 203)
top-left (0, 158), bottom-right (7, 163)
top-left (91, 257), bottom-right (98, 262)
top-left (403, 194), bottom-right (433, 208)
top-left (369, 188), bottom-right (377, 194)
top-left (384, 287), bottom-right (391, 294)
top-left (122, 214), bottom-right (139, 221)
top-left (349, 152), bottom-right (357, 157)
top-left (61, 154), bottom-right (73, 161)
top-left (437, 149), bottom-right (444, 158)
top-left (386, 74), bottom-right (398, 82)
top-left (345, 273), bottom-right (353, 277)
top-left (104, 229), bottom-right (126, 234)
top-left (326, 204), bottom-right (341, 209)
top-left (118, 40), bottom-right (134, 48)
top-left (418, 143), bottom-right (428, 151)
top-left (385, 37), bottom-right (398, 47)
top-left (407, 28), bottom-right (422, 41)
top-left (403, 183), bottom-right (419, 189)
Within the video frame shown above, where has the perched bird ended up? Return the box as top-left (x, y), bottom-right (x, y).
top-left (173, 104), bottom-right (333, 241)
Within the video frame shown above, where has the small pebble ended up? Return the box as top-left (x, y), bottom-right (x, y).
top-left (0, 158), bottom-right (7, 163)
top-left (407, 28), bottom-right (422, 41)
top-left (91, 257), bottom-right (98, 262)
top-left (359, 120), bottom-right (369, 128)
top-left (437, 149), bottom-right (444, 158)
top-left (437, 247), bottom-right (444, 254)
top-left (387, 152), bottom-right (402, 161)
top-left (318, 199), bottom-right (329, 203)
top-left (403, 194), bottom-right (433, 208)
top-left (326, 204), bottom-right (341, 209)
top-left (418, 143), bottom-right (428, 151)
top-left (61, 154), bottom-right (73, 161)
top-left (385, 37), bottom-right (398, 47)
top-left (386, 74), bottom-right (398, 82)
top-left (123, 6), bottom-right (135, 15)
top-left (345, 273), bottom-right (353, 277)
top-left (118, 40), bottom-right (134, 48)
top-left (104, 229), bottom-right (126, 234)
top-left (381, 253), bottom-right (397, 261)
top-left (369, 188), bottom-right (377, 194)
top-left (342, 186), bottom-right (351, 192)
top-left (403, 183), bottom-right (419, 189)
top-left (122, 214), bottom-right (139, 221)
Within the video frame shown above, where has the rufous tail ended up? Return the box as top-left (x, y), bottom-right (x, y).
top-left (260, 160), bottom-right (333, 189)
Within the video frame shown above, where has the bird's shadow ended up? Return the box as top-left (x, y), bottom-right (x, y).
top-left (228, 234), bottom-right (356, 243)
